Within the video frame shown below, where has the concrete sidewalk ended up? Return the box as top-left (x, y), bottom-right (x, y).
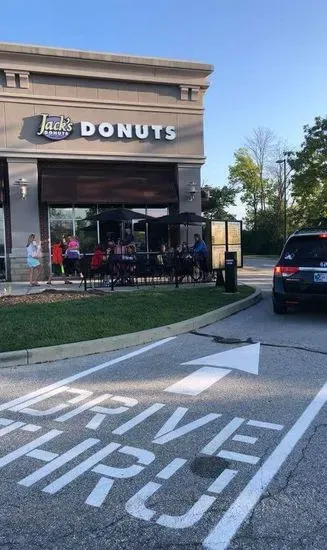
top-left (0, 256), bottom-right (274, 297)
top-left (0, 279), bottom-right (218, 297)
top-left (0, 279), bottom-right (86, 296)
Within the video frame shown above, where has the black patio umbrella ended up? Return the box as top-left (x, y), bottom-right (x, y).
top-left (88, 208), bottom-right (154, 223)
top-left (155, 212), bottom-right (207, 225)
top-left (86, 207), bottom-right (154, 249)
top-left (155, 211), bottom-right (208, 243)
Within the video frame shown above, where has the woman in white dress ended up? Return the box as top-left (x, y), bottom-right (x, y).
top-left (26, 233), bottom-right (41, 286)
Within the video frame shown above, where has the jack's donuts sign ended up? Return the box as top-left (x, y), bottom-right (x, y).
top-left (37, 114), bottom-right (73, 140)
top-left (36, 114), bottom-right (176, 141)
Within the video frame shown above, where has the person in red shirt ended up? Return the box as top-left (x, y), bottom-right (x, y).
top-left (90, 245), bottom-right (107, 272)
top-left (47, 240), bottom-right (70, 285)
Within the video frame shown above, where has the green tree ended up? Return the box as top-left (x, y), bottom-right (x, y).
top-left (245, 127), bottom-right (276, 211)
top-left (228, 148), bottom-right (262, 229)
top-left (202, 185), bottom-right (237, 220)
top-left (289, 116), bottom-right (327, 226)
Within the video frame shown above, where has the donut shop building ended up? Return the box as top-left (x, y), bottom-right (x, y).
top-left (0, 43), bottom-right (213, 281)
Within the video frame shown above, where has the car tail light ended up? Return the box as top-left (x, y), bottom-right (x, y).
top-left (319, 234), bottom-right (327, 238)
top-left (274, 265), bottom-right (299, 276)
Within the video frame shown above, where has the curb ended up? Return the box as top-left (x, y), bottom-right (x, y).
top-left (0, 288), bottom-right (262, 368)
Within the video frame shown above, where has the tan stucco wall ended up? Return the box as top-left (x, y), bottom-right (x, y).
top-left (0, 44), bottom-right (213, 280)
top-left (0, 100), bottom-right (204, 162)
top-left (0, 43), bottom-right (212, 164)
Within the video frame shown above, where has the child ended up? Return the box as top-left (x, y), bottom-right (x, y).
top-left (64, 235), bottom-right (80, 282)
top-left (91, 245), bottom-right (107, 271)
top-left (47, 240), bottom-right (65, 285)
top-left (26, 233), bottom-right (41, 287)
top-left (67, 235), bottom-right (80, 252)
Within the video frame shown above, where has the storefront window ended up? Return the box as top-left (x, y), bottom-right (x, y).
top-left (76, 220), bottom-right (97, 252)
top-left (49, 206), bottom-right (97, 253)
top-left (49, 207), bottom-right (73, 220)
top-left (147, 208), bottom-right (168, 218)
top-left (48, 204), bottom-right (170, 258)
top-left (74, 207), bottom-right (92, 220)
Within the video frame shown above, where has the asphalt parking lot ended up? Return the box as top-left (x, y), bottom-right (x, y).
top-left (0, 257), bottom-right (326, 549)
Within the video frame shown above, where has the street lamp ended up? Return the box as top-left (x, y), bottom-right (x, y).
top-left (276, 158), bottom-right (287, 242)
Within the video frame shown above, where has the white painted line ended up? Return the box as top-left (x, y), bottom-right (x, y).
top-left (125, 481), bottom-right (160, 521)
top-left (86, 413), bottom-right (106, 430)
top-left (232, 435), bottom-right (258, 445)
top-left (165, 367), bottom-right (231, 396)
top-left (156, 458), bottom-right (187, 480)
top-left (27, 449), bottom-right (59, 462)
top-left (154, 407), bottom-right (188, 439)
top-left (43, 442), bottom-right (121, 495)
top-left (111, 396), bottom-right (138, 407)
top-left (0, 418), bottom-right (14, 426)
top-left (9, 387), bottom-right (69, 412)
top-left (93, 461), bottom-right (143, 479)
top-left (0, 421), bottom-right (25, 437)
top-left (92, 445), bottom-right (154, 480)
top-left (247, 419), bottom-right (284, 431)
top-left (21, 424), bottom-right (42, 432)
top-left (153, 413), bottom-right (220, 445)
top-left (85, 476), bottom-right (114, 507)
top-left (19, 438), bottom-right (99, 487)
top-left (92, 398), bottom-right (135, 415)
top-left (157, 495), bottom-right (216, 529)
top-left (217, 450), bottom-right (260, 465)
top-left (55, 394), bottom-right (112, 423)
top-left (203, 381), bottom-right (327, 550)
top-left (66, 388), bottom-right (93, 403)
top-left (0, 430), bottom-right (62, 470)
top-left (0, 338), bottom-right (175, 413)
top-left (207, 469), bottom-right (238, 494)
top-left (113, 403), bottom-right (165, 436)
top-left (201, 418), bottom-right (244, 456)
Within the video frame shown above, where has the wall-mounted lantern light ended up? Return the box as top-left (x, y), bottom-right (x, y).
top-left (15, 178), bottom-right (29, 200)
top-left (188, 181), bottom-right (197, 201)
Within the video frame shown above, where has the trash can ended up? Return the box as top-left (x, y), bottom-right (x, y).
top-left (224, 251), bottom-right (237, 293)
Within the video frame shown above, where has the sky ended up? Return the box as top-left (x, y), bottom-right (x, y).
top-left (1, 0), bottom-right (327, 218)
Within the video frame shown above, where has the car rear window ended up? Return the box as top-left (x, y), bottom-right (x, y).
top-left (282, 236), bottom-right (327, 265)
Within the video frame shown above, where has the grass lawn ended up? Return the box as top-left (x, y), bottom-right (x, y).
top-left (0, 285), bottom-right (254, 352)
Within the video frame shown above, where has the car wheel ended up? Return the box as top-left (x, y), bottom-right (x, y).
top-left (273, 299), bottom-right (287, 314)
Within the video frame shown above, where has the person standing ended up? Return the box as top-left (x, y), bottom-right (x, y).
top-left (122, 227), bottom-right (134, 245)
top-left (193, 233), bottom-right (209, 279)
top-left (64, 235), bottom-right (80, 283)
top-left (26, 234), bottom-right (41, 286)
top-left (47, 240), bottom-right (66, 285)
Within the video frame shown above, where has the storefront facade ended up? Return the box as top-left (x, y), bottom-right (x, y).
top-left (0, 43), bottom-right (212, 280)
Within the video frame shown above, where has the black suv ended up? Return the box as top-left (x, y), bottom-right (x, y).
top-left (273, 228), bottom-right (327, 314)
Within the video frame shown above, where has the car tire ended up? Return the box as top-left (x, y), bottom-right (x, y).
top-left (273, 299), bottom-right (287, 314)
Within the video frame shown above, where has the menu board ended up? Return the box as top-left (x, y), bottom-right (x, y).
top-left (209, 220), bottom-right (243, 269)
top-left (227, 222), bottom-right (242, 246)
top-left (211, 245), bottom-right (226, 269)
top-left (227, 245), bottom-right (242, 267)
top-left (211, 221), bottom-right (226, 246)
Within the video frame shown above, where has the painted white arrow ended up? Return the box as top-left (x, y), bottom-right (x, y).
top-left (182, 342), bottom-right (261, 375)
top-left (165, 343), bottom-right (261, 396)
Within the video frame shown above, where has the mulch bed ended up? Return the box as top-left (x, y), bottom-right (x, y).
top-left (0, 289), bottom-right (102, 307)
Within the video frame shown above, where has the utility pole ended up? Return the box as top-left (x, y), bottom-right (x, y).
top-left (276, 157), bottom-right (287, 242)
